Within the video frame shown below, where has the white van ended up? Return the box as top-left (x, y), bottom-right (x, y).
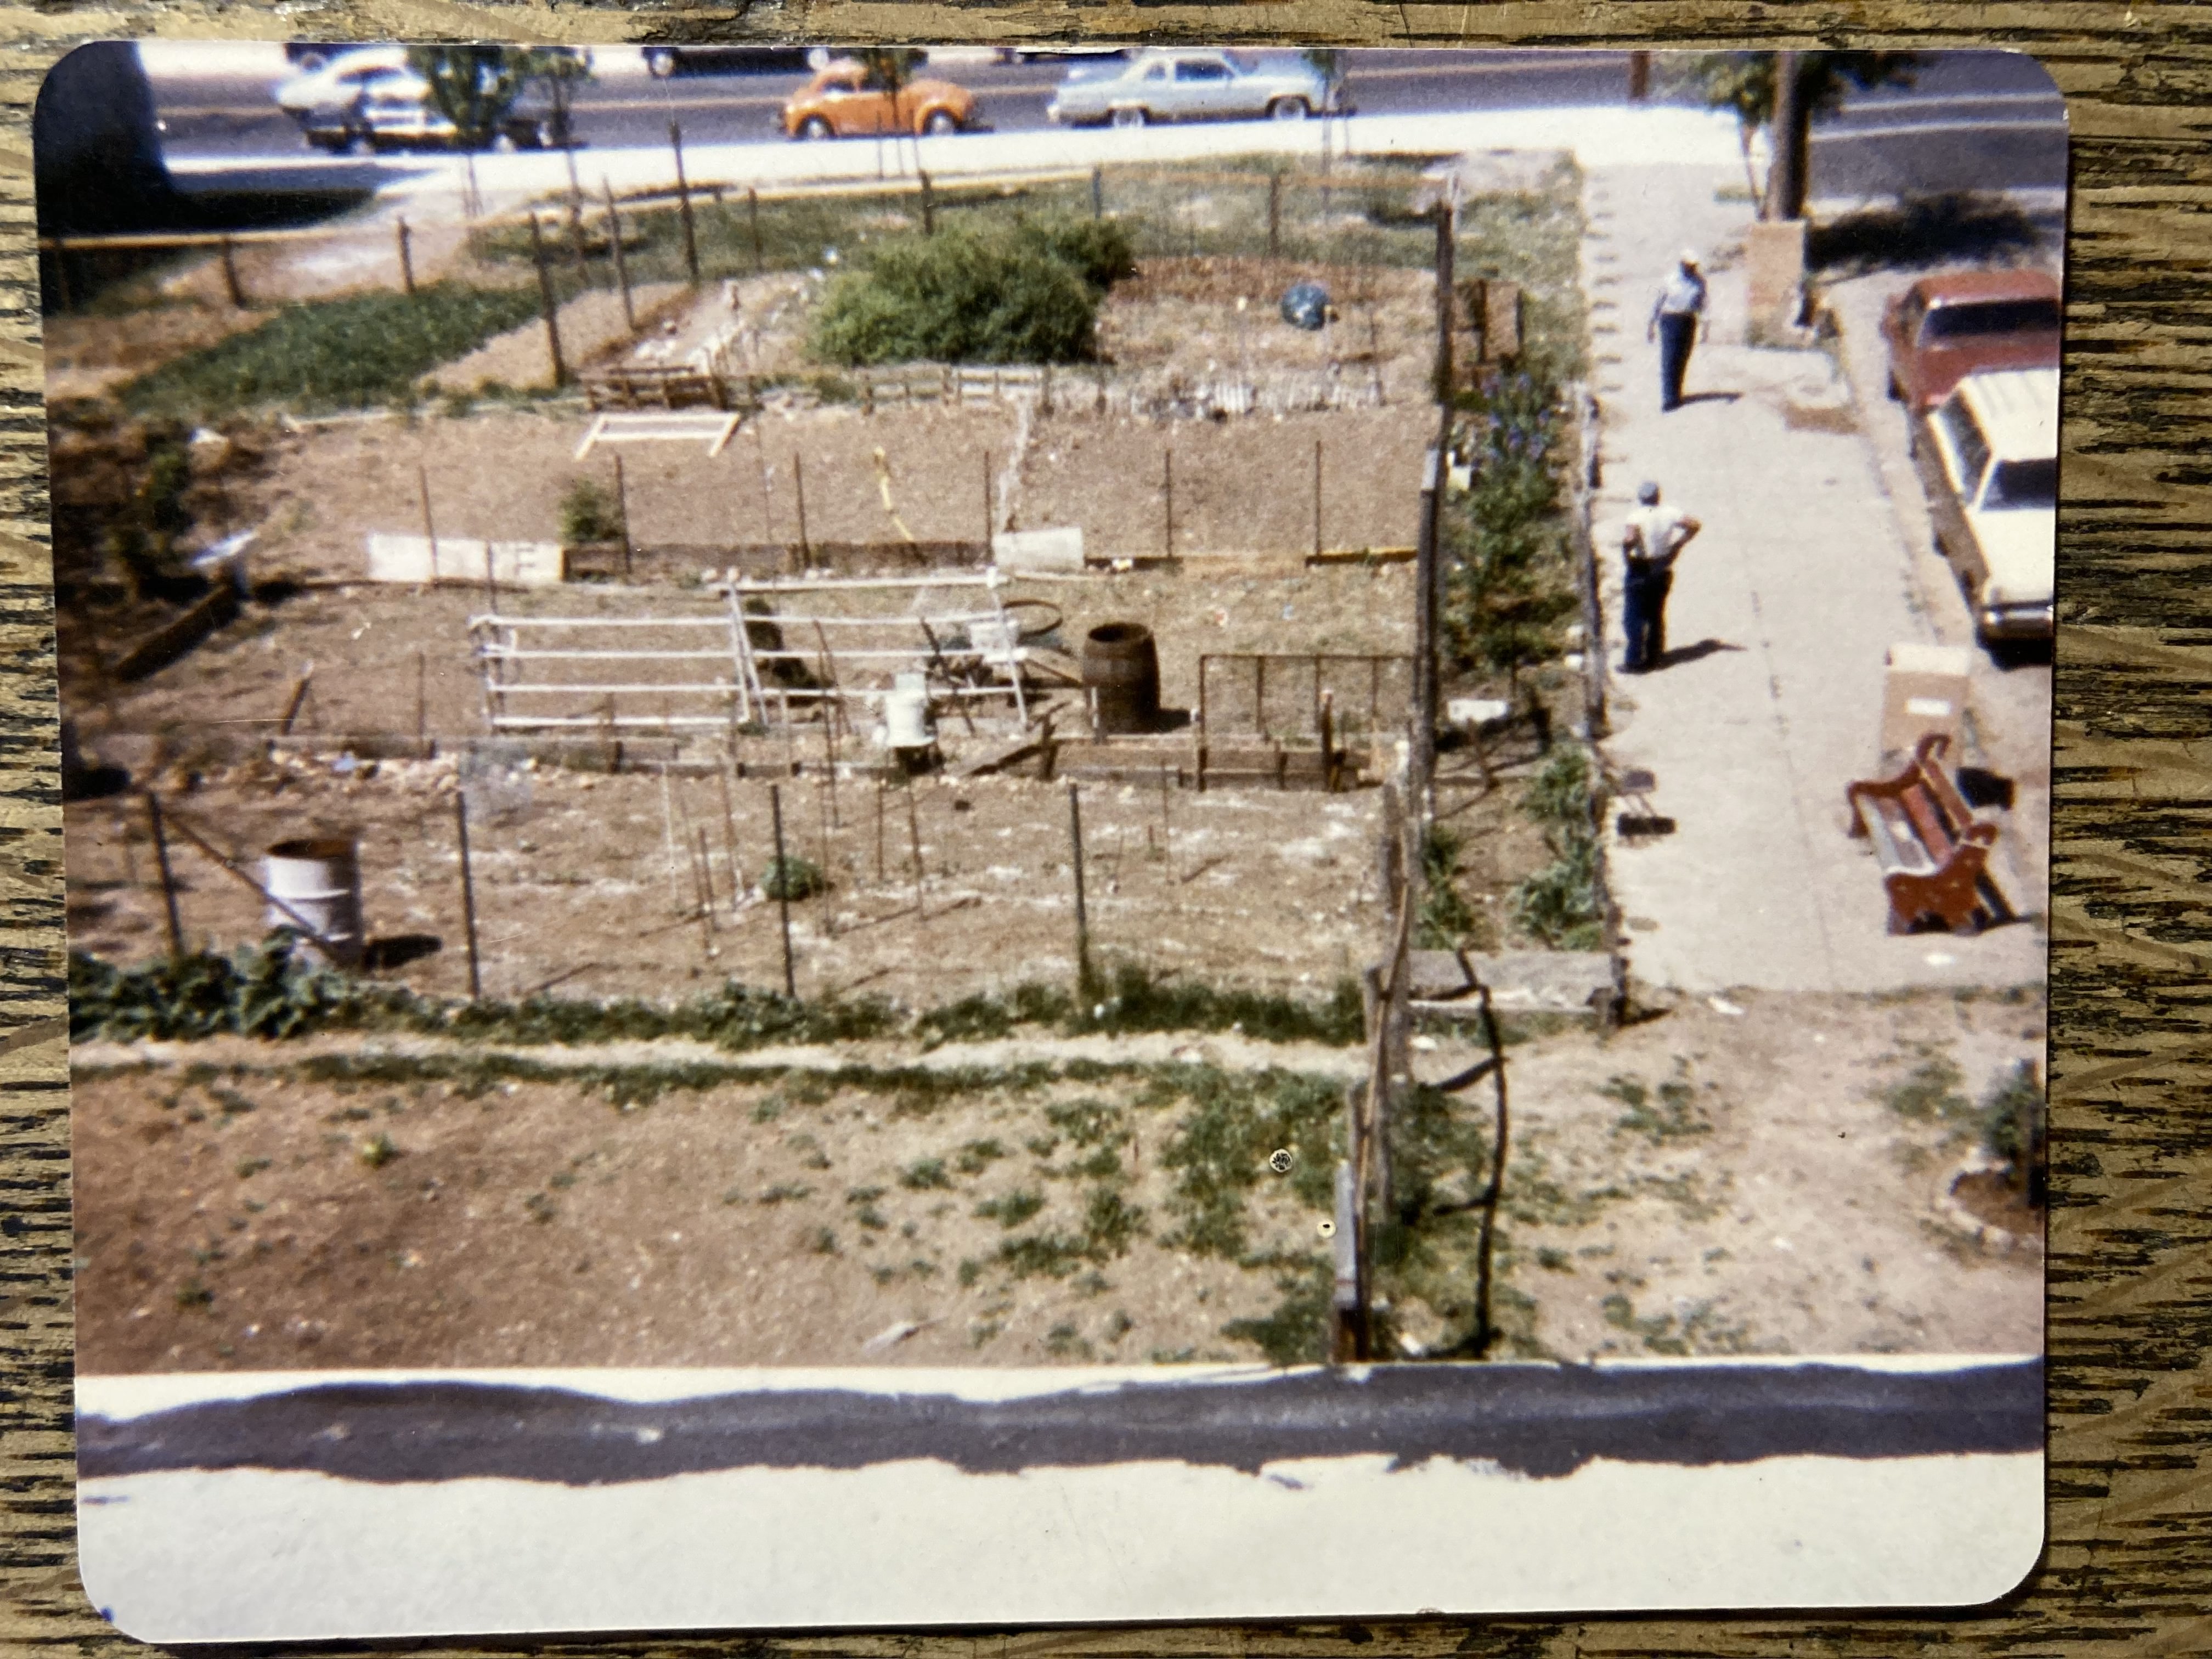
top-left (1911, 366), bottom-right (2057, 645)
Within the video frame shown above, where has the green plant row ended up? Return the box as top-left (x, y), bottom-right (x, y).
top-left (122, 283), bottom-right (545, 422)
top-left (69, 938), bottom-right (1367, 1051)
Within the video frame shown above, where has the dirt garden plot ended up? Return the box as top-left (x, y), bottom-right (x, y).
top-left (70, 986), bottom-right (2041, 1374)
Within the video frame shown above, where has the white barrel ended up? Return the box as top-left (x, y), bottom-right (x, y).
top-left (885, 672), bottom-right (934, 750)
top-left (262, 838), bottom-right (363, 968)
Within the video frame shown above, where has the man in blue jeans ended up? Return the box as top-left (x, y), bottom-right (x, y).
top-left (1621, 481), bottom-right (1701, 674)
top-left (1647, 250), bottom-right (1707, 411)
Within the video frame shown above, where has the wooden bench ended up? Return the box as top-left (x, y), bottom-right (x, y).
top-left (1846, 732), bottom-right (2002, 934)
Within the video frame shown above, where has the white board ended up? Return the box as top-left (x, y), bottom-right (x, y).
top-left (991, 526), bottom-right (1086, 574)
top-left (365, 534), bottom-right (566, 588)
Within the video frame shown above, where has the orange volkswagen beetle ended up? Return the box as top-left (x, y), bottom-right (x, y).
top-left (781, 59), bottom-right (978, 138)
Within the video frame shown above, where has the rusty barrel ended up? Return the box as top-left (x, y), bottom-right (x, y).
top-left (1081, 622), bottom-right (1160, 734)
top-left (262, 837), bottom-right (363, 968)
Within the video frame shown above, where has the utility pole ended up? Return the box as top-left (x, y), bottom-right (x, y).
top-left (1768, 50), bottom-right (1807, 222)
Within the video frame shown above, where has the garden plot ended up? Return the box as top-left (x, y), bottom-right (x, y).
top-left (70, 985), bottom-right (2042, 1375)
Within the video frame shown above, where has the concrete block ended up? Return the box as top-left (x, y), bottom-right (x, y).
top-left (991, 526), bottom-right (1085, 574)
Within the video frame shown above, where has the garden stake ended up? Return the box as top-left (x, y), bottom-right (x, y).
top-left (1068, 782), bottom-right (1090, 996)
top-left (793, 453), bottom-right (810, 562)
top-left (417, 464), bottom-right (440, 585)
top-left (414, 652), bottom-right (425, 751)
top-left (1314, 438), bottom-right (1324, 557)
top-left (395, 217), bottom-right (415, 296)
top-left (816, 771), bottom-right (834, 936)
top-left (454, 792), bottom-right (482, 1001)
top-left (747, 186), bottom-right (764, 273)
top-left (904, 782), bottom-right (924, 923)
top-left (770, 783), bottom-right (795, 996)
top-left (145, 793), bottom-right (183, 959)
top-left (874, 781), bottom-right (886, 883)
top-left (614, 453), bottom-right (634, 579)
top-left (1163, 447), bottom-right (1174, 559)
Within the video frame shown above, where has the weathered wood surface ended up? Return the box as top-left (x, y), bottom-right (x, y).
top-left (3, 4), bottom-right (2208, 1655)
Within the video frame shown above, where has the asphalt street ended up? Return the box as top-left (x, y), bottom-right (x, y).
top-left (141, 46), bottom-right (2066, 210)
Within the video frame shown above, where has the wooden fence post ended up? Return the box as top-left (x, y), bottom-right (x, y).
top-left (395, 218), bottom-right (415, 296)
top-left (904, 782), bottom-right (925, 923)
top-left (1268, 171), bottom-right (1282, 261)
top-left (1068, 782), bottom-right (1091, 996)
top-left (1091, 165), bottom-right (1103, 221)
top-left (670, 120), bottom-right (699, 284)
top-left (748, 187), bottom-right (765, 273)
top-left (219, 236), bottom-right (245, 308)
top-left (1163, 447), bottom-right (1174, 559)
top-left (613, 452), bottom-right (634, 580)
top-left (603, 180), bottom-right (635, 332)
top-left (454, 791), bottom-right (482, 1001)
top-left (770, 782), bottom-right (795, 997)
top-left (793, 453), bottom-right (810, 562)
top-left (527, 211), bottom-right (567, 387)
top-left (1313, 437), bottom-right (1324, 558)
top-left (145, 793), bottom-right (184, 958)
top-left (919, 170), bottom-right (936, 236)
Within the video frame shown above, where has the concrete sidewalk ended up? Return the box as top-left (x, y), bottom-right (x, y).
top-left (1581, 164), bottom-right (2045, 995)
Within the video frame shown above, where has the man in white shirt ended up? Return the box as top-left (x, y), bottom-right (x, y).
top-left (1621, 480), bottom-right (1702, 673)
top-left (1646, 249), bottom-right (1708, 412)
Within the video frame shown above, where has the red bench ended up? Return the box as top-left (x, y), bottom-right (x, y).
top-left (1846, 732), bottom-right (2002, 934)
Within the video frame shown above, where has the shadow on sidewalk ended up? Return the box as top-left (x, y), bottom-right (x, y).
top-left (1672, 391), bottom-right (1742, 409)
top-left (1653, 638), bottom-right (1745, 670)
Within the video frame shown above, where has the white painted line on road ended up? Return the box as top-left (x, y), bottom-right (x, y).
top-left (1811, 118), bottom-right (2066, 143)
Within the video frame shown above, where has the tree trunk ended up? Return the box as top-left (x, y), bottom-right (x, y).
top-left (1766, 50), bottom-right (1808, 223)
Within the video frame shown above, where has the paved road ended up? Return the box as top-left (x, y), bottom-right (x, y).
top-left (143, 46), bottom-right (2065, 210)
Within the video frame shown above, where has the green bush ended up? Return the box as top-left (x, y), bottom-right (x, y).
top-left (809, 217), bottom-right (1131, 366)
top-left (558, 477), bottom-right (625, 545)
top-left (1510, 745), bottom-right (1605, 949)
top-left (123, 283), bottom-right (545, 420)
top-left (761, 855), bottom-right (828, 900)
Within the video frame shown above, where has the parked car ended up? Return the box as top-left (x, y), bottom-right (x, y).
top-left (643, 46), bottom-right (814, 78)
top-left (1882, 268), bottom-right (2061, 415)
top-left (1910, 365), bottom-right (2057, 645)
top-left (994, 46), bottom-right (1128, 64)
top-left (781, 60), bottom-right (978, 138)
top-left (1045, 48), bottom-right (1350, 128)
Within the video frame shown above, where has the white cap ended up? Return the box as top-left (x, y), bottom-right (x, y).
top-left (1680, 248), bottom-right (1701, 267)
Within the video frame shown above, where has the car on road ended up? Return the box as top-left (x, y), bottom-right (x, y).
top-left (781, 60), bottom-right (979, 138)
top-left (274, 47), bottom-right (410, 127)
top-left (1045, 48), bottom-right (1349, 128)
top-left (993, 46), bottom-right (1128, 64)
top-left (1881, 268), bottom-right (2061, 415)
top-left (644, 46), bottom-right (815, 78)
top-left (293, 66), bottom-right (573, 153)
top-left (1910, 365), bottom-right (2057, 646)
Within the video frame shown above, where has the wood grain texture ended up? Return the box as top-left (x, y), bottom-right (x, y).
top-left (3, 3), bottom-right (2207, 1653)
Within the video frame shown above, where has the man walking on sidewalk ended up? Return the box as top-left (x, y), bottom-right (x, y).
top-left (1621, 480), bottom-right (1701, 674)
top-left (1647, 249), bottom-right (1707, 411)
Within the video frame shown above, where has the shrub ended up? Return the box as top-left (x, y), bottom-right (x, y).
top-left (808, 217), bottom-right (1130, 366)
top-left (558, 477), bottom-right (625, 545)
top-left (760, 855), bottom-right (827, 900)
top-left (1510, 745), bottom-right (1605, 949)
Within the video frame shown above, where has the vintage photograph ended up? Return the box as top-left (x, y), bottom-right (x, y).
top-left (46, 41), bottom-right (2056, 1637)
